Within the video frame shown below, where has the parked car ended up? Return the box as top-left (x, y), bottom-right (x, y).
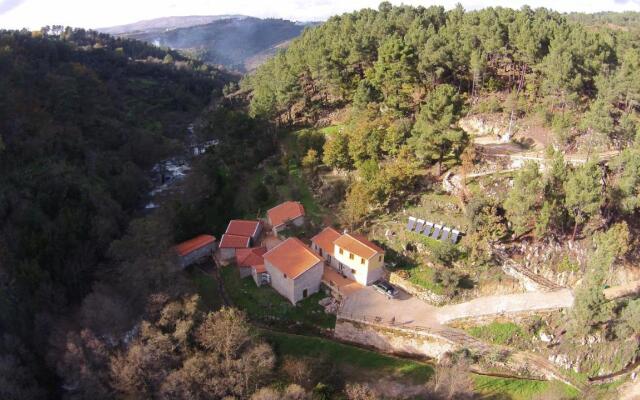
top-left (373, 280), bottom-right (399, 298)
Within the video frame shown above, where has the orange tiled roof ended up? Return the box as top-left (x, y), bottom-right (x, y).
top-left (267, 201), bottom-right (305, 228)
top-left (236, 247), bottom-right (267, 267)
top-left (253, 264), bottom-right (266, 273)
top-left (263, 237), bottom-right (322, 279)
top-left (219, 234), bottom-right (250, 249)
top-left (334, 233), bottom-right (384, 259)
top-left (311, 227), bottom-right (341, 256)
top-left (226, 220), bottom-right (262, 237)
top-left (174, 234), bottom-right (216, 257)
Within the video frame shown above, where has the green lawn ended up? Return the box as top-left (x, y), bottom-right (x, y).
top-left (262, 330), bottom-right (434, 383)
top-left (474, 375), bottom-right (579, 400)
top-left (221, 266), bottom-right (336, 332)
top-left (189, 268), bottom-right (223, 310)
top-left (405, 263), bottom-right (446, 295)
top-left (468, 322), bottom-right (527, 346)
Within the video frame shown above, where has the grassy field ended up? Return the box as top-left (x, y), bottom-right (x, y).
top-left (189, 268), bottom-right (224, 310)
top-left (221, 266), bottom-right (336, 332)
top-left (262, 329), bottom-right (434, 383)
top-left (474, 375), bottom-right (579, 400)
top-left (468, 322), bottom-right (527, 346)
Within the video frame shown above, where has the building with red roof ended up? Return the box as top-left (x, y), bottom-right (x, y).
top-left (311, 228), bottom-right (385, 286)
top-left (225, 220), bottom-right (263, 244)
top-left (263, 237), bottom-right (323, 304)
top-left (174, 234), bottom-right (217, 268)
top-left (218, 233), bottom-right (251, 260)
top-left (267, 201), bottom-right (305, 235)
top-left (235, 246), bottom-right (269, 286)
top-left (218, 220), bottom-right (263, 261)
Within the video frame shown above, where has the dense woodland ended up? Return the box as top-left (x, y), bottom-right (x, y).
top-left (0, 28), bottom-right (275, 398)
top-left (245, 2), bottom-right (640, 378)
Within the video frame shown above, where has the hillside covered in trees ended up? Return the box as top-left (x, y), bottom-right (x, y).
top-left (246, 2), bottom-right (640, 236)
top-left (0, 28), bottom-right (251, 397)
top-left (244, 2), bottom-right (640, 390)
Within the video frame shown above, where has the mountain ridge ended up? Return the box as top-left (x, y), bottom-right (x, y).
top-left (98, 15), bottom-right (317, 71)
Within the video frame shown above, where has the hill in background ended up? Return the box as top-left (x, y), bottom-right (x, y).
top-left (100, 16), bottom-right (315, 71)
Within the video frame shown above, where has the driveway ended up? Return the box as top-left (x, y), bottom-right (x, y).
top-left (339, 286), bottom-right (441, 327)
top-left (435, 289), bottom-right (574, 324)
top-left (339, 286), bottom-right (574, 327)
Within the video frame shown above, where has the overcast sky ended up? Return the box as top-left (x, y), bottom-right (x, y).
top-left (1, 0), bottom-right (640, 30)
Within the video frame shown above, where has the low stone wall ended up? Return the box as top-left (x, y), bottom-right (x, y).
top-left (448, 311), bottom-right (559, 329)
top-left (501, 263), bottom-right (548, 292)
top-left (389, 272), bottom-right (448, 305)
top-left (334, 318), bottom-right (455, 360)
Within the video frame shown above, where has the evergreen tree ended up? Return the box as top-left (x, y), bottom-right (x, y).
top-left (504, 161), bottom-right (543, 236)
top-left (367, 34), bottom-right (417, 111)
top-left (564, 161), bottom-right (604, 239)
top-left (409, 84), bottom-right (465, 174)
top-left (322, 133), bottom-right (352, 170)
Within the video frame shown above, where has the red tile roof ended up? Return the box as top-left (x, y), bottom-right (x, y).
top-left (267, 201), bottom-right (305, 228)
top-left (219, 234), bottom-right (250, 249)
top-left (311, 227), bottom-right (341, 256)
top-left (263, 237), bottom-right (322, 279)
top-left (174, 235), bottom-right (216, 257)
top-left (236, 247), bottom-right (267, 267)
top-left (253, 264), bottom-right (266, 273)
top-left (334, 233), bottom-right (384, 259)
top-left (226, 220), bottom-right (262, 237)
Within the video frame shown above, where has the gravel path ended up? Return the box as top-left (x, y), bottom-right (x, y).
top-left (435, 289), bottom-right (574, 323)
top-left (340, 287), bottom-right (574, 327)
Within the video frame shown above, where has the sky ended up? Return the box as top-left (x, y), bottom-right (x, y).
top-left (1, 0), bottom-right (640, 30)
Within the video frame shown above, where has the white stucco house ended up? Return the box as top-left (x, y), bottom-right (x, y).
top-left (311, 229), bottom-right (385, 286)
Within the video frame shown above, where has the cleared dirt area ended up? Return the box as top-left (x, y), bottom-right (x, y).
top-left (340, 286), bottom-right (574, 328)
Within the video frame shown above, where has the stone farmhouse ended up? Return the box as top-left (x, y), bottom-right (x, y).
top-left (267, 201), bottom-right (305, 235)
top-left (263, 237), bottom-right (324, 304)
top-left (218, 220), bottom-right (263, 260)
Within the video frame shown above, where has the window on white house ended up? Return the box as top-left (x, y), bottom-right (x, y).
top-left (349, 253), bottom-right (354, 260)
top-left (361, 258), bottom-right (365, 264)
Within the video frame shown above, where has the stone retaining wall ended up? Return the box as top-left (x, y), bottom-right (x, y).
top-left (334, 318), bottom-right (455, 360)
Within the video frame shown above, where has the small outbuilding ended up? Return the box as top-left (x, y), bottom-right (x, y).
top-left (235, 246), bottom-right (267, 279)
top-left (225, 220), bottom-right (263, 245)
top-left (174, 234), bottom-right (217, 268)
top-left (263, 237), bottom-right (323, 304)
top-left (218, 234), bottom-right (251, 261)
top-left (267, 201), bottom-right (305, 235)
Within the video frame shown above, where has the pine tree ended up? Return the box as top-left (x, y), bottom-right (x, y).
top-left (409, 84), bottom-right (465, 174)
top-left (564, 161), bottom-right (604, 240)
top-left (504, 161), bottom-right (543, 236)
